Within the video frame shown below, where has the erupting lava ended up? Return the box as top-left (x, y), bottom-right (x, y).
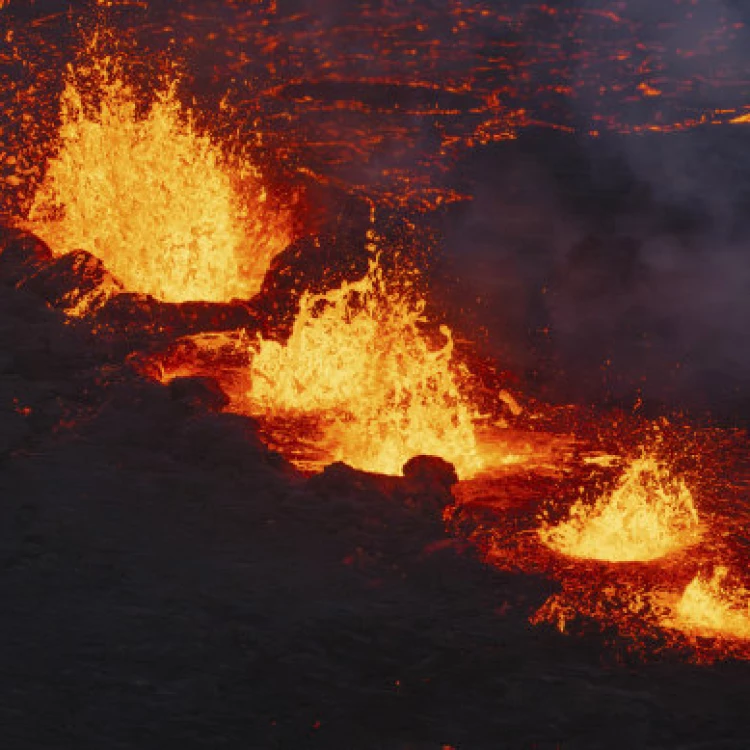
top-left (669, 567), bottom-right (750, 641)
top-left (539, 455), bottom-right (701, 563)
top-left (7, 1), bottom-right (750, 666)
top-left (247, 256), bottom-right (484, 478)
top-left (28, 47), bottom-right (290, 303)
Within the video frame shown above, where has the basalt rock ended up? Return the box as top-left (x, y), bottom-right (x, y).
top-left (402, 454), bottom-right (459, 490)
top-left (168, 375), bottom-right (230, 413)
top-left (308, 455), bottom-right (459, 519)
top-left (307, 461), bottom-right (377, 496)
top-left (0, 228), bottom-right (262, 344)
top-left (94, 292), bottom-right (260, 341)
top-left (251, 196), bottom-right (372, 338)
top-left (0, 404), bottom-right (31, 457)
top-left (18, 249), bottom-right (123, 315)
top-left (0, 226), bottom-right (54, 287)
top-left (398, 455), bottom-right (459, 516)
top-left (173, 412), bottom-right (289, 472)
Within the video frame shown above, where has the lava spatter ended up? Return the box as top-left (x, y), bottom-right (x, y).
top-left (539, 454), bottom-right (701, 563)
top-left (246, 256), bottom-right (484, 478)
top-left (28, 43), bottom-right (291, 304)
top-left (668, 566), bottom-right (750, 642)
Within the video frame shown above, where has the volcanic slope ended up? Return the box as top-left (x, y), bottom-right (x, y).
top-left (1, 227), bottom-right (750, 749)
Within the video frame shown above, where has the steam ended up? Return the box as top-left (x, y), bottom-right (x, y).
top-left (440, 0), bottom-right (750, 417)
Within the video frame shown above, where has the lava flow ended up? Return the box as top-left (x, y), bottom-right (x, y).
top-left (27, 45), bottom-right (291, 304)
top-left (539, 454), bottom-right (702, 563)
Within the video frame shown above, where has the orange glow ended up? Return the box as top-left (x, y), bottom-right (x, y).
top-left (669, 567), bottom-right (750, 641)
top-left (28, 45), bottom-right (291, 303)
top-left (539, 455), bottom-right (701, 562)
top-left (246, 255), bottom-right (484, 478)
top-left (10, 2), bottom-right (750, 664)
top-left (638, 82), bottom-right (662, 98)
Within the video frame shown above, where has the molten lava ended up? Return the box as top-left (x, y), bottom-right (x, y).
top-left (247, 256), bottom-right (484, 478)
top-left (28, 49), bottom-right (290, 303)
top-left (670, 567), bottom-right (750, 641)
top-left (539, 455), bottom-right (701, 562)
top-left (6, 0), bottom-right (750, 664)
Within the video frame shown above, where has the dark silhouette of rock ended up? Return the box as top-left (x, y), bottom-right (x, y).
top-left (18, 249), bottom-right (123, 314)
top-left (251, 195), bottom-right (372, 338)
top-left (402, 454), bottom-right (459, 489)
top-left (0, 226), bottom-right (54, 287)
top-left (173, 412), bottom-right (286, 471)
top-left (0, 408), bottom-right (31, 456)
top-left (168, 375), bottom-right (230, 412)
top-left (94, 293), bottom-right (260, 340)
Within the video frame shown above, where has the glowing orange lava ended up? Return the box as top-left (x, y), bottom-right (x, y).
top-left (668, 567), bottom-right (750, 641)
top-left (246, 255), bottom-right (484, 478)
top-left (28, 46), bottom-right (290, 303)
top-left (10, 3), bottom-right (750, 664)
top-left (539, 455), bottom-right (701, 562)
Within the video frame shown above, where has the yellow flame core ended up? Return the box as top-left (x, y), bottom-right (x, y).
top-left (539, 456), bottom-right (701, 562)
top-left (247, 258), bottom-right (484, 478)
top-left (672, 567), bottom-right (750, 640)
top-left (28, 57), bottom-right (290, 303)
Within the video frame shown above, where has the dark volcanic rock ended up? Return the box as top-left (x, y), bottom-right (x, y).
top-left (18, 248), bottom-right (123, 313)
top-left (0, 229), bottom-right (261, 347)
top-left (1, 260), bottom-right (750, 750)
top-left (0, 405), bottom-right (31, 456)
top-left (94, 292), bottom-right (261, 340)
top-left (402, 454), bottom-right (459, 490)
top-left (400, 455), bottom-right (459, 516)
top-left (173, 412), bottom-right (290, 472)
top-left (251, 196), bottom-right (371, 337)
top-left (94, 291), bottom-right (172, 330)
top-left (168, 375), bottom-right (230, 412)
top-left (0, 225), bottom-right (54, 287)
top-left (307, 460), bottom-right (377, 495)
top-left (308, 457), bottom-right (458, 520)
top-left (0, 285), bottom-right (101, 381)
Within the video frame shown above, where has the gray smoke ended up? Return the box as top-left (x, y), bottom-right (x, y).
top-left (438, 1), bottom-right (750, 417)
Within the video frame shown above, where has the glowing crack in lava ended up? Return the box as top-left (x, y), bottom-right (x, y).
top-left (539, 455), bottom-right (701, 562)
top-left (668, 567), bottom-right (750, 641)
top-left (247, 256), bottom-right (484, 478)
top-left (28, 51), bottom-right (290, 303)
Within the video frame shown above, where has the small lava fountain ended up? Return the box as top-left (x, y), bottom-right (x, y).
top-left (247, 254), bottom-right (484, 478)
top-left (669, 566), bottom-right (750, 641)
top-left (27, 43), bottom-right (290, 303)
top-left (539, 454), bottom-right (701, 563)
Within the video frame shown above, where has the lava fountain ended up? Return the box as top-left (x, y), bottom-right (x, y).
top-left (27, 46), bottom-right (291, 303)
top-left (539, 454), bottom-right (701, 562)
top-left (668, 567), bottom-right (750, 641)
top-left (246, 255), bottom-right (484, 478)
